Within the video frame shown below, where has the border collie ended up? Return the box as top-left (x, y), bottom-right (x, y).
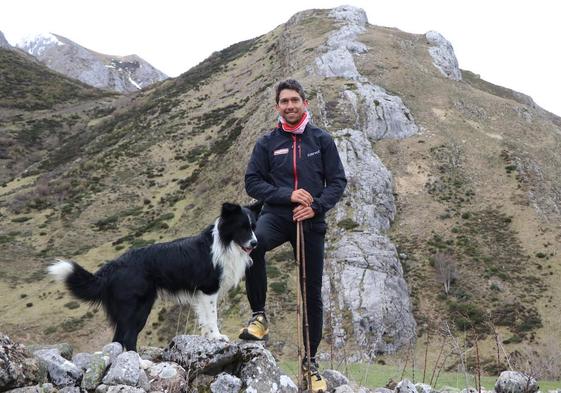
top-left (48, 202), bottom-right (261, 351)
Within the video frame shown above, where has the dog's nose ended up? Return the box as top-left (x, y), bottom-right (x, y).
top-left (250, 239), bottom-right (258, 248)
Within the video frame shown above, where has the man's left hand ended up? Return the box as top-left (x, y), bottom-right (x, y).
top-left (293, 205), bottom-right (315, 222)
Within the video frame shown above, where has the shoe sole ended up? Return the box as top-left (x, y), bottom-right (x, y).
top-left (238, 330), bottom-right (269, 341)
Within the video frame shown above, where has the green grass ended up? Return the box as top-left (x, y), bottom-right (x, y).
top-left (279, 361), bottom-right (561, 391)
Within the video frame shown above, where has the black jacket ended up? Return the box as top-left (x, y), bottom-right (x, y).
top-left (245, 123), bottom-right (347, 221)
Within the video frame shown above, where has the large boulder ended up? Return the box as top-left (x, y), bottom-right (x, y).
top-left (238, 342), bottom-right (298, 393)
top-left (32, 349), bottom-right (81, 388)
top-left (210, 373), bottom-right (242, 393)
top-left (81, 353), bottom-right (110, 391)
top-left (0, 334), bottom-right (44, 392)
top-left (495, 371), bottom-right (539, 393)
top-left (146, 362), bottom-right (187, 393)
top-left (425, 31), bottom-right (462, 81)
top-left (102, 351), bottom-right (149, 391)
top-left (163, 335), bottom-right (239, 378)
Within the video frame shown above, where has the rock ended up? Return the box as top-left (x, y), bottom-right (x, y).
top-left (315, 48), bottom-right (361, 79)
top-left (72, 352), bottom-right (94, 370)
top-left (2, 383), bottom-right (55, 393)
top-left (375, 388), bottom-right (394, 393)
top-left (323, 369), bottom-right (349, 390)
top-left (27, 344), bottom-right (73, 361)
top-left (163, 335), bottom-right (239, 378)
top-left (0, 32), bottom-right (12, 49)
top-left (0, 334), bottom-right (44, 392)
top-left (355, 83), bottom-right (419, 140)
top-left (81, 353), bottom-right (110, 391)
top-left (396, 380), bottom-right (417, 393)
top-left (102, 343), bottom-right (123, 365)
top-left (333, 128), bottom-right (396, 231)
top-left (329, 5), bottom-right (368, 26)
top-left (210, 373), bottom-right (242, 393)
top-left (146, 362), bottom-right (187, 393)
top-left (238, 342), bottom-right (298, 393)
top-left (102, 351), bottom-right (149, 390)
top-left (416, 383), bottom-right (433, 393)
top-left (137, 347), bottom-right (164, 363)
top-left (335, 385), bottom-right (357, 393)
top-left (95, 384), bottom-right (108, 393)
top-left (323, 231), bottom-right (415, 354)
top-left (425, 31), bottom-right (462, 81)
top-left (495, 371), bottom-right (538, 393)
top-left (105, 385), bottom-right (145, 393)
top-left (58, 387), bottom-right (80, 393)
top-left (33, 349), bottom-right (82, 388)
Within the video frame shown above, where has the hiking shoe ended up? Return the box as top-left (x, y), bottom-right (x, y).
top-left (302, 360), bottom-right (327, 393)
top-left (239, 313), bottom-right (269, 340)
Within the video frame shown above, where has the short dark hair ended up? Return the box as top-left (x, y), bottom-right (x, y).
top-left (275, 79), bottom-right (306, 104)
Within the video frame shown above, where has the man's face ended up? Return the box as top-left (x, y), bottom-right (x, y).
top-left (276, 89), bottom-right (308, 125)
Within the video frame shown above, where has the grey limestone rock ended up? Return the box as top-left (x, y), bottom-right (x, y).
top-left (495, 371), bottom-right (538, 393)
top-left (57, 387), bottom-right (80, 393)
top-left (415, 383), bottom-right (433, 393)
top-left (102, 343), bottom-right (123, 366)
top-left (163, 335), bottom-right (238, 378)
top-left (105, 385), bottom-right (145, 393)
top-left (32, 349), bottom-right (81, 388)
top-left (335, 385), bottom-right (357, 393)
top-left (28, 344), bottom-right (73, 361)
top-left (0, 334), bottom-right (44, 392)
top-left (238, 342), bottom-right (298, 393)
top-left (355, 83), bottom-right (419, 140)
top-left (210, 373), bottom-right (242, 393)
top-left (396, 380), bottom-right (417, 393)
top-left (329, 5), bottom-right (368, 26)
top-left (137, 347), bottom-right (164, 363)
top-left (425, 31), bottom-right (462, 81)
top-left (315, 48), bottom-right (361, 79)
top-left (2, 384), bottom-right (55, 393)
top-left (81, 353), bottom-right (110, 391)
top-left (0, 32), bottom-right (12, 49)
top-left (102, 351), bottom-right (149, 391)
top-left (333, 128), bottom-right (395, 231)
top-left (72, 352), bottom-right (94, 371)
top-left (323, 369), bottom-right (349, 390)
top-left (146, 362), bottom-right (187, 393)
top-left (374, 388), bottom-right (394, 393)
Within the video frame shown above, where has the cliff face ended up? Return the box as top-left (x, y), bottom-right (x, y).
top-left (17, 33), bottom-right (167, 92)
top-left (1, 6), bottom-right (560, 363)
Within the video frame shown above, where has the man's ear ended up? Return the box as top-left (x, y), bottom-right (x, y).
top-left (221, 202), bottom-right (241, 218)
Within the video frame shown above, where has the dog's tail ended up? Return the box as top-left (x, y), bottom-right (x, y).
top-left (48, 259), bottom-right (103, 303)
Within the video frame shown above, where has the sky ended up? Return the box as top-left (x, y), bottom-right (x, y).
top-left (1, 0), bottom-right (560, 117)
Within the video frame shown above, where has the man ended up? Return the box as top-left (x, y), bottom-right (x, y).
top-left (241, 79), bottom-right (347, 392)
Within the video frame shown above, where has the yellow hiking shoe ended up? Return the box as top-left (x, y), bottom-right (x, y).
top-left (302, 360), bottom-right (327, 393)
top-left (239, 313), bottom-right (269, 340)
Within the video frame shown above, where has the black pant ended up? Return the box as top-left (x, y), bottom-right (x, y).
top-left (246, 212), bottom-right (327, 358)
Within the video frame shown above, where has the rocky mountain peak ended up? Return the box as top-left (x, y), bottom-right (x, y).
top-left (0, 31), bottom-right (11, 49)
top-left (15, 32), bottom-right (168, 93)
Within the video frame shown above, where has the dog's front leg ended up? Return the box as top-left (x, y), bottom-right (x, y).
top-left (194, 292), bottom-right (228, 341)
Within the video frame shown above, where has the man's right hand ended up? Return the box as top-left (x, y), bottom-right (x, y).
top-left (290, 189), bottom-right (313, 207)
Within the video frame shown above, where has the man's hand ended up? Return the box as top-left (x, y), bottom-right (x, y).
top-left (293, 205), bottom-right (316, 222)
top-left (290, 189), bottom-right (313, 207)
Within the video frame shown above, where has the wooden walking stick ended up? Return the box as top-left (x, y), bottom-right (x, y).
top-left (297, 220), bottom-right (313, 391)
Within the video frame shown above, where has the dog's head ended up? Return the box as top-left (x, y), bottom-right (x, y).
top-left (218, 202), bottom-right (262, 254)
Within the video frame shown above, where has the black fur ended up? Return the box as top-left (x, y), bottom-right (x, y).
top-left (51, 202), bottom-right (262, 351)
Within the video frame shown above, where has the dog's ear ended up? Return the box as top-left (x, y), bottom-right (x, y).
top-left (245, 200), bottom-right (263, 215)
top-left (221, 202), bottom-right (242, 218)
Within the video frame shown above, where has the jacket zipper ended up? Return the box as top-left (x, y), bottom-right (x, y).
top-left (292, 135), bottom-right (298, 190)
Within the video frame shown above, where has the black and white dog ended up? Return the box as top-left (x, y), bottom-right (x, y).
top-left (48, 202), bottom-right (261, 351)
